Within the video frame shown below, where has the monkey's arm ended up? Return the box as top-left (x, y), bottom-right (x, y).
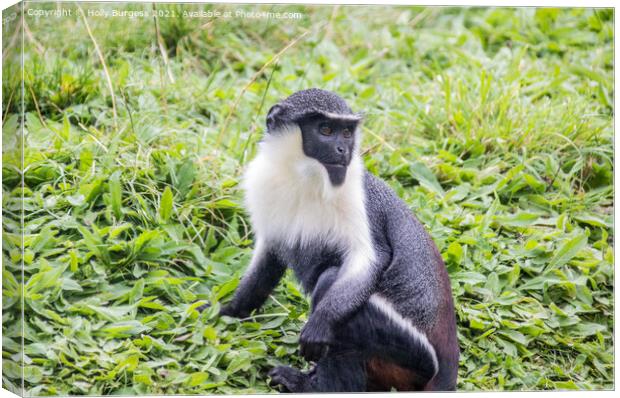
top-left (300, 249), bottom-right (381, 360)
top-left (220, 239), bottom-right (287, 318)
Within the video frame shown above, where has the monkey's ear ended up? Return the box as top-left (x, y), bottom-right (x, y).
top-left (266, 104), bottom-right (287, 131)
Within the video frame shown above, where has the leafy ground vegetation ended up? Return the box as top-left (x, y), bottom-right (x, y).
top-left (1, 3), bottom-right (614, 395)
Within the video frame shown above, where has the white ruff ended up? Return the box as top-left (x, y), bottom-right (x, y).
top-left (242, 125), bottom-right (375, 269)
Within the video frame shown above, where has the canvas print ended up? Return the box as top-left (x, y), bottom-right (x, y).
top-left (1, 1), bottom-right (614, 395)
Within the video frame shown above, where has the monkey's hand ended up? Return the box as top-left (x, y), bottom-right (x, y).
top-left (196, 302), bottom-right (247, 318)
top-left (299, 315), bottom-right (335, 362)
top-left (219, 304), bottom-right (249, 319)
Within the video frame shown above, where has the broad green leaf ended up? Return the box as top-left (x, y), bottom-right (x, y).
top-left (409, 161), bottom-right (445, 195)
top-left (29, 225), bottom-right (57, 252)
top-left (159, 186), bottom-right (174, 223)
top-left (97, 321), bottom-right (149, 338)
top-left (209, 199), bottom-right (238, 209)
top-left (128, 279), bottom-right (145, 304)
top-left (176, 160), bottom-right (196, 197)
top-left (23, 366), bottom-right (43, 383)
top-left (133, 374), bottom-right (153, 386)
top-left (187, 372), bottom-right (209, 387)
top-left (497, 330), bottom-right (529, 346)
top-left (226, 353), bottom-right (252, 374)
top-left (445, 241), bottom-right (463, 265)
top-left (547, 233), bottom-right (588, 272)
top-left (77, 225), bottom-right (111, 264)
top-left (495, 212), bottom-right (539, 227)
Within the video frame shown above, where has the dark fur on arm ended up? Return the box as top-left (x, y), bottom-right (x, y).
top-left (221, 243), bottom-right (287, 318)
top-left (300, 258), bottom-right (383, 361)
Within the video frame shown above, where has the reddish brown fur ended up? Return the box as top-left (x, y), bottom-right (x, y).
top-left (366, 357), bottom-right (426, 391)
top-left (364, 245), bottom-right (459, 392)
top-left (423, 244), bottom-right (460, 391)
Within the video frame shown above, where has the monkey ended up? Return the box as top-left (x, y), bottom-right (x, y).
top-left (215, 88), bottom-right (459, 392)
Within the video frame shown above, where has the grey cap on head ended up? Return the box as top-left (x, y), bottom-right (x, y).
top-left (266, 88), bottom-right (362, 131)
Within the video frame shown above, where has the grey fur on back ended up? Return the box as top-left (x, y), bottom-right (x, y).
top-left (363, 172), bottom-right (441, 329)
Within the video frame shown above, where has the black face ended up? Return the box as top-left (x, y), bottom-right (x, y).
top-left (298, 115), bottom-right (358, 186)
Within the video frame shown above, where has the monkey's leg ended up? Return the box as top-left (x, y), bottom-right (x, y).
top-left (309, 348), bottom-right (367, 392)
top-left (338, 304), bottom-right (438, 391)
top-left (269, 348), bottom-right (366, 392)
top-left (268, 365), bottom-right (311, 392)
top-left (312, 267), bottom-right (438, 391)
top-left (267, 268), bottom-right (368, 392)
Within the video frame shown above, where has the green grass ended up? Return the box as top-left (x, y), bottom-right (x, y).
top-left (2, 3), bottom-right (614, 395)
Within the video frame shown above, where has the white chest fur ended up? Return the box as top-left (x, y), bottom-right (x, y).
top-left (242, 125), bottom-right (373, 256)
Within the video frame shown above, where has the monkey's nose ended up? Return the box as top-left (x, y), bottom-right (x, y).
top-left (336, 146), bottom-right (345, 154)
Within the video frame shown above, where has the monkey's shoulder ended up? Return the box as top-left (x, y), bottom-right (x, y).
top-left (362, 171), bottom-right (433, 240)
top-left (362, 171), bottom-right (412, 217)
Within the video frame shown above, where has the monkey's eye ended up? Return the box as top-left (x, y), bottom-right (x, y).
top-left (319, 124), bottom-right (332, 136)
top-left (343, 128), bottom-right (352, 138)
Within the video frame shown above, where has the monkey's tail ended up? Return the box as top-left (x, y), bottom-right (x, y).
top-left (335, 297), bottom-right (439, 384)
